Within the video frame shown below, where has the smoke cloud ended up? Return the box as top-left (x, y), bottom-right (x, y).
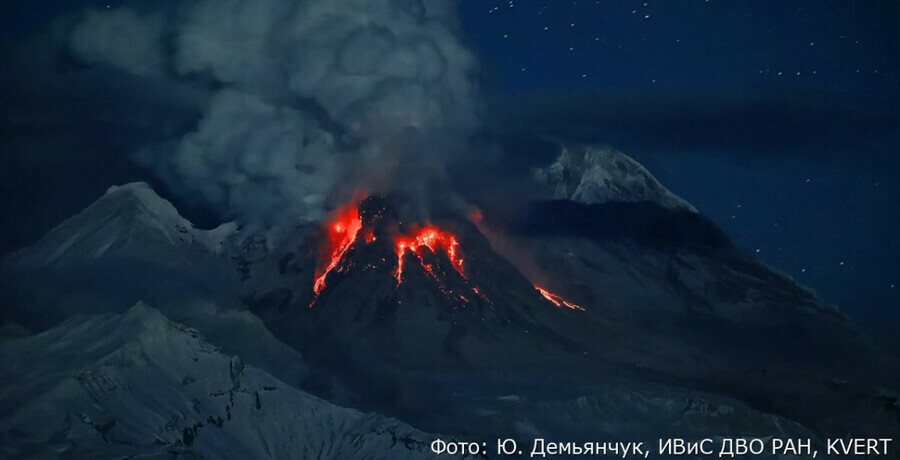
top-left (68, 0), bottom-right (481, 223)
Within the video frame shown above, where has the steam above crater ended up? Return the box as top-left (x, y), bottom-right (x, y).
top-left (69, 0), bottom-right (482, 224)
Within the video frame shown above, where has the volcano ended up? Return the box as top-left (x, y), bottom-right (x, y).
top-left (232, 146), bottom-right (896, 440)
top-left (2, 145), bottom-right (897, 455)
top-left (309, 195), bottom-right (566, 313)
top-left (264, 195), bottom-right (593, 380)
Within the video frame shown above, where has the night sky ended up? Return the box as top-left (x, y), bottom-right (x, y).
top-left (460, 0), bottom-right (900, 342)
top-left (463, 0), bottom-right (898, 95)
top-left (1, 1), bottom-right (898, 343)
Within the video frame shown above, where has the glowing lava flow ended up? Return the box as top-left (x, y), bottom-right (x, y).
top-left (311, 201), bottom-right (364, 301)
top-left (394, 226), bottom-right (465, 283)
top-left (535, 286), bottom-right (586, 311)
top-left (308, 200), bottom-right (578, 313)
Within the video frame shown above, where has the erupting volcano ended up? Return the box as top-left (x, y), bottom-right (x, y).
top-left (308, 196), bottom-right (585, 313)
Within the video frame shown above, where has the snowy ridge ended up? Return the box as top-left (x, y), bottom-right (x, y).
top-left (0, 303), bottom-right (457, 459)
top-left (534, 144), bottom-right (697, 212)
top-left (0, 182), bottom-right (306, 387)
top-left (4, 182), bottom-right (236, 268)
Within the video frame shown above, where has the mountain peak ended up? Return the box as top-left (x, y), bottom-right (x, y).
top-left (120, 300), bottom-right (185, 333)
top-left (122, 300), bottom-right (159, 319)
top-left (4, 183), bottom-right (228, 267)
top-left (534, 144), bottom-right (697, 212)
top-left (102, 181), bottom-right (190, 226)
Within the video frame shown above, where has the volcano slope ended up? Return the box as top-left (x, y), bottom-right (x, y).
top-left (243, 196), bottom-right (599, 386)
top-left (490, 199), bottom-right (897, 438)
top-left (237, 195), bottom-right (898, 441)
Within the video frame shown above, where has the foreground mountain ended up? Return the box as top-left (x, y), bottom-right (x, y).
top-left (0, 305), bottom-right (845, 458)
top-left (0, 303), bottom-right (456, 459)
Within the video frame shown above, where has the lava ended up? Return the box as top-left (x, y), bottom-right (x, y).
top-left (535, 286), bottom-right (586, 311)
top-left (468, 207), bottom-right (483, 223)
top-left (309, 199), bottom-right (581, 313)
top-left (311, 200), bottom-right (364, 300)
top-left (394, 225), bottom-right (465, 283)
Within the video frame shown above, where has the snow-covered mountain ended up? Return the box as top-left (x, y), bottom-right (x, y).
top-left (0, 183), bottom-right (308, 388)
top-left (533, 144), bottom-right (696, 212)
top-left (5, 182), bottom-right (236, 269)
top-left (0, 303), bottom-right (458, 459)
top-left (1, 181), bottom-right (239, 323)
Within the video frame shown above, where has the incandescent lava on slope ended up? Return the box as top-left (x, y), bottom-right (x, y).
top-left (311, 199), bottom-right (365, 300)
top-left (308, 195), bottom-right (584, 312)
top-left (394, 226), bottom-right (464, 283)
top-left (535, 286), bottom-right (585, 311)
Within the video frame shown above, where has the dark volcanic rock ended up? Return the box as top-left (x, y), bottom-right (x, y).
top-left (254, 198), bottom-right (588, 375)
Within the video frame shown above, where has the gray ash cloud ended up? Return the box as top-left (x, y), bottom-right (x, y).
top-left (67, 0), bottom-right (482, 224)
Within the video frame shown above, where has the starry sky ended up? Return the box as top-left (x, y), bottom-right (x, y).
top-left (457, 0), bottom-right (899, 341)
top-left (1, 0), bottom-right (898, 345)
top-left (462, 0), bottom-right (898, 94)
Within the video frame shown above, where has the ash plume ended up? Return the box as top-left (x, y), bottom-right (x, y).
top-left (68, 0), bottom-right (482, 224)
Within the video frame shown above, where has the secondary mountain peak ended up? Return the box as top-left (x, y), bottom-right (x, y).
top-left (534, 144), bottom-right (697, 212)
